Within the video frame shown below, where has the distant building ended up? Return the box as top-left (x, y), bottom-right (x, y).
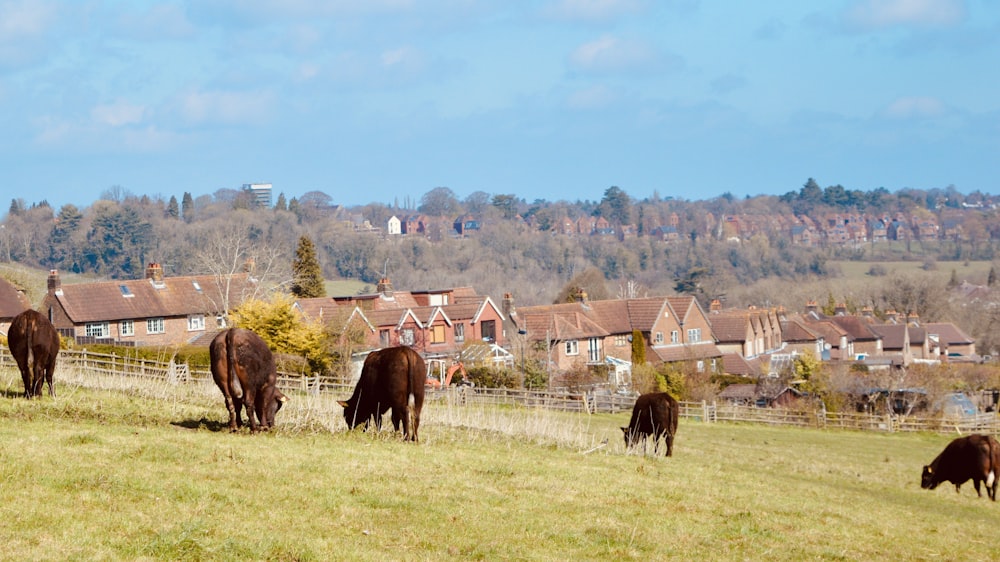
top-left (243, 183), bottom-right (273, 208)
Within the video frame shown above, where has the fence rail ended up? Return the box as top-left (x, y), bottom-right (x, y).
top-left (1, 348), bottom-right (997, 435)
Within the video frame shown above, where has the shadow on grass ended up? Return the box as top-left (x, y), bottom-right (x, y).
top-left (171, 417), bottom-right (229, 432)
top-left (0, 388), bottom-right (28, 399)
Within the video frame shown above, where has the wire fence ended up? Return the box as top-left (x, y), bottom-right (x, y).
top-left (1, 348), bottom-right (997, 435)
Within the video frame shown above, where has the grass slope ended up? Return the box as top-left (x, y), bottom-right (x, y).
top-left (0, 369), bottom-right (996, 561)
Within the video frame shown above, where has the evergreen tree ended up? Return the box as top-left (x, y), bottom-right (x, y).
top-left (181, 192), bottom-right (194, 223)
top-left (274, 192), bottom-right (287, 211)
top-left (291, 235), bottom-right (326, 298)
top-left (630, 329), bottom-right (646, 365)
top-left (166, 196), bottom-right (180, 219)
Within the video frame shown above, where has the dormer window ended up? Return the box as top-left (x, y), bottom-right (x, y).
top-left (119, 285), bottom-right (134, 298)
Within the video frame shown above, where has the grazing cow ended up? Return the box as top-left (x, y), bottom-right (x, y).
top-left (209, 328), bottom-right (287, 433)
top-left (338, 346), bottom-right (425, 442)
top-left (622, 392), bottom-right (680, 456)
top-left (6, 309), bottom-right (60, 399)
top-left (921, 434), bottom-right (999, 501)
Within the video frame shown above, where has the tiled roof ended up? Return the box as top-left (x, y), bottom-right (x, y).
top-left (0, 277), bottom-right (30, 319)
top-left (709, 312), bottom-right (752, 343)
top-left (718, 383), bottom-right (757, 400)
top-left (869, 324), bottom-right (906, 350)
top-left (721, 353), bottom-right (761, 376)
top-left (53, 273), bottom-right (256, 323)
top-left (780, 319), bottom-right (819, 342)
top-left (923, 323), bottom-right (975, 345)
top-left (829, 315), bottom-right (880, 341)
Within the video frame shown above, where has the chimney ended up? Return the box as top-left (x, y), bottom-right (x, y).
top-left (572, 287), bottom-right (588, 304)
top-left (805, 300), bottom-right (818, 314)
top-left (243, 258), bottom-right (256, 274)
top-left (860, 306), bottom-right (874, 319)
top-left (47, 269), bottom-right (61, 293)
top-left (885, 309), bottom-right (898, 323)
top-left (502, 292), bottom-right (516, 318)
top-left (834, 303), bottom-right (847, 316)
top-left (710, 299), bottom-right (722, 313)
top-left (377, 277), bottom-right (394, 299)
top-left (145, 263), bottom-right (164, 283)
top-left (907, 312), bottom-right (920, 326)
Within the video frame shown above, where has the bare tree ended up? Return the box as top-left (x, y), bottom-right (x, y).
top-left (191, 219), bottom-right (291, 320)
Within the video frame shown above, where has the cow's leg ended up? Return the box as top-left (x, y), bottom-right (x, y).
top-left (391, 407), bottom-right (405, 436)
top-left (43, 355), bottom-right (56, 397)
top-left (17, 363), bottom-right (32, 399)
top-left (973, 480), bottom-right (982, 498)
top-left (31, 354), bottom-right (46, 398)
top-left (244, 388), bottom-right (259, 433)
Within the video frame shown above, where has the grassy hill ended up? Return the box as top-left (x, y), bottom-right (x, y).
top-left (0, 367), bottom-right (996, 560)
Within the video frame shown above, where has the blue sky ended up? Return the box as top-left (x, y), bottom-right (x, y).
top-left (1, 0), bottom-right (998, 209)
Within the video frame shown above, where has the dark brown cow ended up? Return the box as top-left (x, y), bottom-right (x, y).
top-left (338, 346), bottom-right (425, 442)
top-left (920, 434), bottom-right (1000, 501)
top-left (7, 309), bottom-right (60, 399)
top-left (210, 328), bottom-right (287, 433)
top-left (622, 392), bottom-right (679, 456)
top-left (921, 434), bottom-right (999, 501)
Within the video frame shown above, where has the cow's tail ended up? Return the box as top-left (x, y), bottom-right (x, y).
top-left (25, 315), bottom-right (36, 380)
top-left (988, 437), bottom-right (997, 489)
top-left (406, 352), bottom-right (418, 440)
top-left (226, 328), bottom-right (243, 399)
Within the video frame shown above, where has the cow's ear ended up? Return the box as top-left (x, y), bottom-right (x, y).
top-left (278, 394), bottom-right (288, 403)
top-left (337, 400), bottom-right (349, 408)
top-left (620, 427), bottom-right (627, 433)
top-left (925, 466), bottom-right (933, 474)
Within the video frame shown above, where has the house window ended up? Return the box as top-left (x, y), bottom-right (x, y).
top-left (86, 322), bottom-right (109, 338)
top-left (454, 323), bottom-right (465, 343)
top-left (481, 320), bottom-right (496, 342)
top-left (120, 320), bottom-right (134, 337)
top-left (400, 329), bottom-right (414, 346)
top-left (147, 318), bottom-right (165, 334)
top-left (614, 334), bottom-right (628, 346)
top-left (431, 325), bottom-right (446, 344)
top-left (380, 329), bottom-right (391, 347)
top-left (187, 314), bottom-right (205, 331)
top-left (654, 332), bottom-right (664, 344)
top-left (687, 328), bottom-right (701, 343)
top-left (216, 315), bottom-right (226, 328)
top-left (671, 330), bottom-right (679, 344)
top-left (588, 338), bottom-right (600, 363)
top-left (696, 360), bottom-right (705, 372)
top-left (565, 340), bottom-right (579, 356)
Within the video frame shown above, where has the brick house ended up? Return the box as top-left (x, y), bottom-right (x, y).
top-left (40, 264), bottom-right (257, 347)
top-left (510, 293), bottom-right (722, 374)
top-left (297, 278), bottom-right (505, 359)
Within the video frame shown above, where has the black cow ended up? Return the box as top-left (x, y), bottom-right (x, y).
top-left (338, 346), bottom-right (425, 442)
top-left (622, 392), bottom-right (679, 456)
top-left (7, 309), bottom-right (60, 399)
top-left (210, 328), bottom-right (287, 433)
top-left (921, 434), bottom-right (999, 501)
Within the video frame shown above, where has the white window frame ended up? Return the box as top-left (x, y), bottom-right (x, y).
top-left (400, 329), bottom-right (415, 346)
top-left (687, 328), bottom-right (701, 343)
top-left (671, 330), bottom-right (679, 344)
top-left (120, 320), bottom-right (134, 337)
top-left (654, 332), bottom-right (664, 344)
top-left (86, 322), bottom-right (109, 338)
top-left (454, 323), bottom-right (465, 343)
top-left (565, 340), bottom-right (579, 356)
top-left (588, 338), bottom-right (600, 363)
top-left (146, 317), bottom-right (165, 334)
top-left (187, 314), bottom-right (205, 331)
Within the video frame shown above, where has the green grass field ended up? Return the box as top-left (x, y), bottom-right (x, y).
top-left (0, 368), bottom-right (997, 561)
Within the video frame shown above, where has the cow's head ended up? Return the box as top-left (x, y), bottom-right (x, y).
top-left (262, 389), bottom-right (287, 428)
top-left (621, 426), bottom-right (634, 447)
top-left (921, 465), bottom-right (938, 490)
top-left (338, 399), bottom-right (363, 429)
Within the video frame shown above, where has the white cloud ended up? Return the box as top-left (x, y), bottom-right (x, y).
top-left (569, 35), bottom-right (659, 73)
top-left (543, 0), bottom-right (646, 22)
top-left (178, 89), bottom-right (275, 125)
top-left (0, 0), bottom-right (56, 36)
top-left (91, 101), bottom-right (146, 127)
top-left (845, 0), bottom-right (966, 30)
top-left (882, 96), bottom-right (946, 118)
